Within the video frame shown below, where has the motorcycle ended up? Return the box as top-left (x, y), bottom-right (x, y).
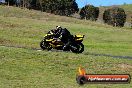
top-left (40, 32), bottom-right (84, 53)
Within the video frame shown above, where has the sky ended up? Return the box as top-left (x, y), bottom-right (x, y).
top-left (76, 0), bottom-right (132, 8)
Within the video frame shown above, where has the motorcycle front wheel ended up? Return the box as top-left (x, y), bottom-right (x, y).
top-left (40, 40), bottom-right (52, 50)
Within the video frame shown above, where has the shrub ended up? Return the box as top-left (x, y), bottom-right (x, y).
top-left (103, 7), bottom-right (126, 27)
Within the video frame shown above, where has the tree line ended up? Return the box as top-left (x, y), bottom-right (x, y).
top-left (1, 0), bottom-right (126, 27)
top-left (4, 0), bottom-right (79, 16)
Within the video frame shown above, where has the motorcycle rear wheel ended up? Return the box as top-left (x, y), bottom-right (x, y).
top-left (70, 43), bottom-right (84, 53)
top-left (78, 43), bottom-right (84, 53)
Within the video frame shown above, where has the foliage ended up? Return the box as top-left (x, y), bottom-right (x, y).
top-left (103, 7), bottom-right (126, 27)
top-left (79, 5), bottom-right (99, 21)
top-left (4, 0), bottom-right (79, 16)
top-left (5, 0), bottom-right (15, 5)
top-left (39, 0), bottom-right (79, 16)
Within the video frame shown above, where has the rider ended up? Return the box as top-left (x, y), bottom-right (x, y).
top-left (50, 26), bottom-right (73, 50)
top-left (48, 26), bottom-right (62, 38)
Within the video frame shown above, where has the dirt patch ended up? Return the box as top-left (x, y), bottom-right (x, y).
top-left (0, 38), bottom-right (13, 44)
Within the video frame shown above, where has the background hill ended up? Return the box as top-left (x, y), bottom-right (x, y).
top-left (98, 4), bottom-right (132, 24)
top-left (0, 5), bottom-right (132, 88)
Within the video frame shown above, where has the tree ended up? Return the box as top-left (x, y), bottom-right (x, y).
top-left (39, 0), bottom-right (79, 16)
top-left (79, 7), bottom-right (85, 19)
top-left (28, 0), bottom-right (41, 10)
top-left (4, 0), bottom-right (79, 16)
top-left (15, 0), bottom-right (21, 7)
top-left (79, 5), bottom-right (99, 21)
top-left (103, 7), bottom-right (126, 27)
top-left (5, 0), bottom-right (15, 6)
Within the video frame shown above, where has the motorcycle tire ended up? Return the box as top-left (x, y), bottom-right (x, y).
top-left (40, 40), bottom-right (52, 50)
top-left (70, 43), bottom-right (84, 53)
top-left (78, 43), bottom-right (84, 53)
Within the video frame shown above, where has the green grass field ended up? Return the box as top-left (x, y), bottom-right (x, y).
top-left (0, 6), bottom-right (132, 88)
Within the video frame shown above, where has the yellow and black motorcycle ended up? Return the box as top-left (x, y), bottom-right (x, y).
top-left (40, 32), bottom-right (84, 53)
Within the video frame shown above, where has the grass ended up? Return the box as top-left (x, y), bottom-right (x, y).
top-left (119, 4), bottom-right (132, 12)
top-left (0, 6), bottom-right (132, 88)
top-left (0, 46), bottom-right (132, 88)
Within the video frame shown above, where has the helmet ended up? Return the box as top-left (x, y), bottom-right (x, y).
top-left (56, 26), bottom-right (61, 29)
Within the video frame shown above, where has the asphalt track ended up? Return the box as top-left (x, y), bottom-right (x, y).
top-left (0, 45), bottom-right (132, 59)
